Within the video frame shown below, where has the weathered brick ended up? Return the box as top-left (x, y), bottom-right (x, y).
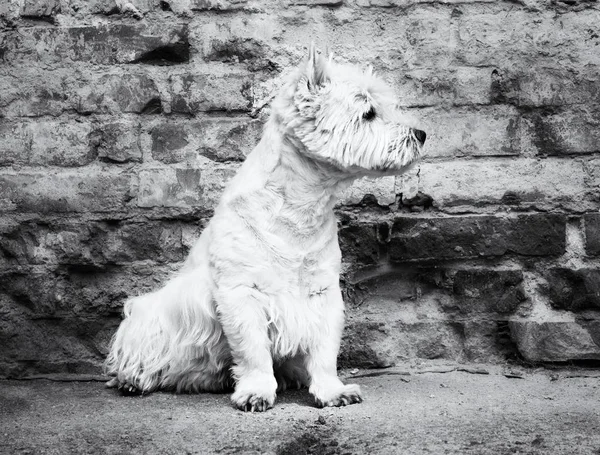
top-left (137, 167), bottom-right (203, 209)
top-left (510, 320), bottom-right (600, 362)
top-left (2, 24), bottom-right (189, 65)
top-left (339, 176), bottom-right (396, 206)
top-left (387, 7), bottom-right (458, 69)
top-left (541, 268), bottom-right (600, 311)
top-left (0, 70), bottom-right (71, 117)
top-left (150, 118), bottom-right (262, 164)
top-left (20, 0), bottom-right (60, 17)
top-left (389, 214), bottom-right (566, 261)
top-left (191, 0), bottom-right (249, 9)
top-left (456, 9), bottom-right (554, 66)
top-left (584, 213), bottom-right (600, 256)
top-left (0, 298), bottom-right (110, 377)
top-left (0, 69), bottom-right (162, 117)
top-left (457, 8), bottom-right (600, 67)
top-left (0, 264), bottom-right (175, 318)
top-left (137, 166), bottom-right (237, 209)
top-left (521, 108), bottom-right (600, 156)
top-left (491, 67), bottom-right (600, 107)
top-left (338, 222), bottom-right (380, 267)
top-left (90, 120), bottom-right (142, 163)
top-left (417, 158), bottom-right (589, 211)
top-left (79, 73), bottom-right (161, 114)
top-left (393, 67), bottom-right (492, 107)
top-left (340, 267), bottom-right (525, 365)
top-left (452, 269), bottom-right (526, 314)
top-left (0, 168), bottom-right (133, 213)
top-left (82, 0), bottom-right (154, 16)
top-left (0, 221), bottom-right (184, 267)
top-left (414, 106), bottom-right (520, 158)
top-left (357, 0), bottom-right (495, 5)
top-left (0, 120), bottom-right (95, 167)
top-left (169, 72), bottom-right (253, 113)
top-left (291, 0), bottom-right (343, 5)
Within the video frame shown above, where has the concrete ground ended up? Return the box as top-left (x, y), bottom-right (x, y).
top-left (1, 365), bottom-right (599, 455)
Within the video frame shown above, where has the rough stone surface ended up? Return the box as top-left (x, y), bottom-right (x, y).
top-left (542, 268), bottom-right (600, 311)
top-left (150, 118), bottom-right (263, 163)
top-left (1, 0), bottom-right (600, 375)
top-left (169, 72), bottom-right (254, 113)
top-left (584, 213), bottom-right (600, 256)
top-left (20, 0), bottom-right (60, 17)
top-left (388, 214), bottom-right (566, 261)
top-left (340, 267), bottom-right (526, 367)
top-left (510, 320), bottom-right (600, 362)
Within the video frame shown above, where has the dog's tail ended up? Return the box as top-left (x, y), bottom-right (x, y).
top-left (104, 269), bottom-right (230, 393)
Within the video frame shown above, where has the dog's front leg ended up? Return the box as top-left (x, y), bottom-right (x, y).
top-left (306, 288), bottom-right (363, 407)
top-left (217, 287), bottom-right (277, 412)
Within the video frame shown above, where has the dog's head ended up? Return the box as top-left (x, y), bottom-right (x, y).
top-left (273, 45), bottom-right (425, 177)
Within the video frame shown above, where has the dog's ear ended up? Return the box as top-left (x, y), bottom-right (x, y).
top-left (305, 42), bottom-right (330, 92)
top-left (293, 43), bottom-right (330, 118)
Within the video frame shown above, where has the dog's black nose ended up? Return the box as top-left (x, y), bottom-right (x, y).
top-left (414, 129), bottom-right (427, 145)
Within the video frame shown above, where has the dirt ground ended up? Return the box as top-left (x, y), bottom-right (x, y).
top-left (1, 365), bottom-right (599, 455)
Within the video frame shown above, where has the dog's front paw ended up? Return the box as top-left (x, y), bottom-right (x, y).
top-left (232, 392), bottom-right (275, 412)
top-left (231, 374), bottom-right (277, 412)
top-left (313, 383), bottom-right (363, 408)
top-left (106, 377), bottom-right (143, 396)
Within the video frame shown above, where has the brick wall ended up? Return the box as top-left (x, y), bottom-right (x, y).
top-left (1, 0), bottom-right (599, 377)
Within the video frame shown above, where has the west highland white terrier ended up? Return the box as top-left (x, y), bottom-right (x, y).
top-left (105, 45), bottom-right (426, 412)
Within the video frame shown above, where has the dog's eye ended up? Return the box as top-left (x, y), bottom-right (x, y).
top-left (363, 107), bottom-right (376, 121)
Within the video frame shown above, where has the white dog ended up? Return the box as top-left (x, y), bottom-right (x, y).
top-left (105, 46), bottom-right (426, 412)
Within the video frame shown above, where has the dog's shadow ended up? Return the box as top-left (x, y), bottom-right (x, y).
top-left (109, 384), bottom-right (318, 409)
top-left (275, 387), bottom-right (316, 408)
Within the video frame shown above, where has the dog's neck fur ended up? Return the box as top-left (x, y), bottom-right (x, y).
top-left (224, 118), bottom-right (355, 242)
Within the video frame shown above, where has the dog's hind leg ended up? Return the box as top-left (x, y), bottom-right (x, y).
top-left (105, 268), bottom-right (230, 394)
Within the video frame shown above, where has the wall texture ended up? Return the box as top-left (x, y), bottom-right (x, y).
top-left (1, 0), bottom-right (599, 377)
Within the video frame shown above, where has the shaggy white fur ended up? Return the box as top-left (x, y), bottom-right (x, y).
top-left (105, 45), bottom-right (426, 412)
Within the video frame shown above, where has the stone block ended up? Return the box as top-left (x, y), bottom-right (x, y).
top-left (393, 67), bottom-right (492, 108)
top-left (418, 158), bottom-right (589, 211)
top-left (584, 213), bottom-right (600, 256)
top-left (20, 0), bottom-right (60, 16)
top-left (0, 221), bottom-right (185, 268)
top-left (339, 176), bottom-right (396, 206)
top-left (510, 320), bottom-right (600, 362)
top-left (291, 0), bottom-right (343, 5)
top-left (0, 264), bottom-right (176, 317)
top-left (0, 168), bottom-right (133, 213)
top-left (521, 108), bottom-right (600, 156)
top-left (169, 72), bottom-right (253, 113)
top-left (338, 222), bottom-right (380, 267)
top-left (416, 106), bottom-right (520, 158)
top-left (0, 120), bottom-right (95, 167)
top-left (137, 167), bottom-right (204, 208)
top-left (491, 67), bottom-right (600, 108)
top-left (0, 71), bottom-right (68, 117)
top-left (453, 269), bottom-right (526, 314)
top-left (78, 73), bottom-right (161, 114)
top-left (191, 0), bottom-right (249, 9)
top-left (389, 214), bottom-right (566, 261)
top-left (542, 268), bottom-right (600, 311)
top-left (90, 120), bottom-right (142, 163)
top-left (150, 118), bottom-right (262, 164)
top-left (3, 24), bottom-right (189, 65)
